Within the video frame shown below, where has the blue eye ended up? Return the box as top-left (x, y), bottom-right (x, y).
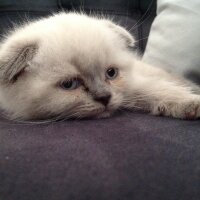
top-left (106, 67), bottom-right (118, 80)
top-left (60, 78), bottom-right (81, 90)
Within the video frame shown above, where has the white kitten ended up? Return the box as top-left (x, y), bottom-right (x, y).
top-left (0, 13), bottom-right (199, 121)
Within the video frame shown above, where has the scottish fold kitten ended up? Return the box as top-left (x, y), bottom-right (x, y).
top-left (0, 12), bottom-right (199, 121)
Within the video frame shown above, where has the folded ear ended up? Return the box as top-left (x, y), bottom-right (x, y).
top-left (103, 20), bottom-right (135, 47)
top-left (0, 40), bottom-right (38, 84)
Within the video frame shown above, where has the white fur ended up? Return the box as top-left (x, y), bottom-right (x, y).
top-left (0, 12), bottom-right (200, 121)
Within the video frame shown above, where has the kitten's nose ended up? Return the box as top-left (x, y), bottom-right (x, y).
top-left (94, 94), bottom-right (111, 106)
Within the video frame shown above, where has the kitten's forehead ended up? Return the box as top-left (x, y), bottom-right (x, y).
top-left (70, 52), bottom-right (107, 76)
top-left (35, 14), bottom-right (131, 78)
top-left (46, 37), bottom-right (114, 77)
top-left (40, 16), bottom-right (117, 63)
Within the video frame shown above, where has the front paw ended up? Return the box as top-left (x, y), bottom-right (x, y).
top-left (152, 100), bottom-right (200, 120)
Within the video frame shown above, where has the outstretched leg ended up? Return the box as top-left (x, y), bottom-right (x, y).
top-left (124, 60), bottom-right (200, 120)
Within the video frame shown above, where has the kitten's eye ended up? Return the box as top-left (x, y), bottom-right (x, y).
top-left (106, 67), bottom-right (118, 80)
top-left (60, 79), bottom-right (81, 90)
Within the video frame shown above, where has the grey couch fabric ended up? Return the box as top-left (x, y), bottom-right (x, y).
top-left (1, 112), bottom-right (200, 200)
top-left (0, 1), bottom-right (200, 200)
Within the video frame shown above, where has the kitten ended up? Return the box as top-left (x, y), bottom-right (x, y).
top-left (0, 12), bottom-right (199, 121)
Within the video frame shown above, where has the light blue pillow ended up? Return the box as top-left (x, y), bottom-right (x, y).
top-left (143, 0), bottom-right (200, 83)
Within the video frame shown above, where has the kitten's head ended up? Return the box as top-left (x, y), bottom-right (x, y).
top-left (0, 13), bottom-right (136, 120)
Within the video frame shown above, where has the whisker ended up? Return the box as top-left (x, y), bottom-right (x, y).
top-left (134, 36), bottom-right (149, 43)
top-left (128, 0), bottom-right (154, 32)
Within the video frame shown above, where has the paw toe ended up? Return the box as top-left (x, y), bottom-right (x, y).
top-left (184, 105), bottom-right (199, 120)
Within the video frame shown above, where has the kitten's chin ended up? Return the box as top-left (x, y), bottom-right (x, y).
top-left (93, 104), bottom-right (120, 119)
top-left (95, 111), bottom-right (112, 119)
top-left (83, 107), bottom-right (114, 119)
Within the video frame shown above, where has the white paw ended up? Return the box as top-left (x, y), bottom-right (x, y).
top-left (182, 102), bottom-right (200, 120)
top-left (153, 99), bottom-right (200, 120)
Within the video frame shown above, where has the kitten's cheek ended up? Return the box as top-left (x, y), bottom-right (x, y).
top-left (63, 89), bottom-right (82, 100)
top-left (110, 76), bottom-right (126, 88)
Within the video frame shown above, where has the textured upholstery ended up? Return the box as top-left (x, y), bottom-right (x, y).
top-left (1, 1), bottom-right (200, 200)
top-left (1, 112), bottom-right (200, 200)
top-left (0, 0), bottom-right (156, 53)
